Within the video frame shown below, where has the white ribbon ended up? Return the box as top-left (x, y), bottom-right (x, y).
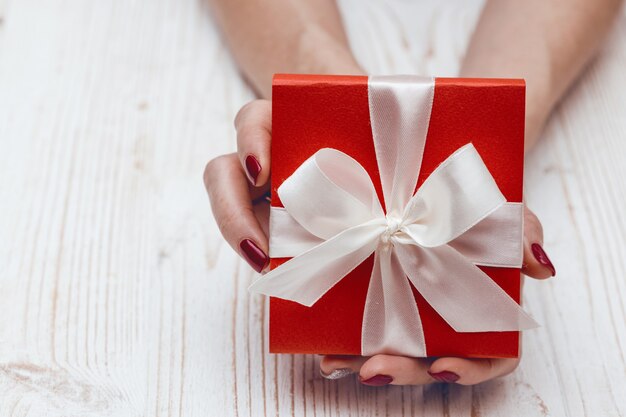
top-left (249, 75), bottom-right (538, 357)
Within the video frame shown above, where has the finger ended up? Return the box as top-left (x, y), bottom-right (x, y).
top-left (358, 354), bottom-right (435, 386)
top-left (235, 100), bottom-right (272, 187)
top-left (204, 153), bottom-right (269, 272)
top-left (319, 355), bottom-right (368, 380)
top-left (427, 356), bottom-right (520, 385)
top-left (521, 207), bottom-right (556, 279)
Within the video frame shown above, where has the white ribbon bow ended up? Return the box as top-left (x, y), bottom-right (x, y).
top-left (249, 75), bottom-right (538, 357)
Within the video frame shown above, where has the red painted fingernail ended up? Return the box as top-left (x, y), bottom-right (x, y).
top-left (239, 239), bottom-right (268, 273)
top-left (359, 374), bottom-right (393, 386)
top-left (245, 155), bottom-right (262, 186)
top-left (428, 370), bottom-right (460, 383)
top-left (531, 243), bottom-right (556, 276)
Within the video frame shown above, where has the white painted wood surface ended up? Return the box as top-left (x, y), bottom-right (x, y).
top-left (0, 0), bottom-right (624, 415)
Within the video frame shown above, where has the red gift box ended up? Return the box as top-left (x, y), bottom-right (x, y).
top-left (268, 74), bottom-right (526, 358)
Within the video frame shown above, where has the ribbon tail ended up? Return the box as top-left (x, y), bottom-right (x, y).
top-left (395, 243), bottom-right (539, 332)
top-left (361, 246), bottom-right (427, 357)
top-left (248, 221), bottom-right (384, 307)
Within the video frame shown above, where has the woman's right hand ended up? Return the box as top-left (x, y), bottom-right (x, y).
top-left (204, 100), bottom-right (273, 272)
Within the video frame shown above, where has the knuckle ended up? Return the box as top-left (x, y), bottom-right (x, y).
top-left (216, 206), bottom-right (240, 236)
top-left (234, 99), bottom-right (268, 129)
top-left (236, 123), bottom-right (258, 143)
top-left (216, 205), bottom-right (253, 238)
top-left (234, 103), bottom-right (250, 128)
top-left (203, 157), bottom-right (219, 187)
top-left (203, 154), bottom-right (233, 188)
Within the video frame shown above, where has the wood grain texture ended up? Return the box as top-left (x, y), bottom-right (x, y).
top-left (0, 0), bottom-right (624, 415)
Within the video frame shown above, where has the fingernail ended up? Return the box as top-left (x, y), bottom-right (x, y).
top-left (531, 243), bottom-right (556, 276)
top-left (359, 374), bottom-right (393, 386)
top-left (320, 368), bottom-right (353, 380)
top-left (245, 155), bottom-right (262, 186)
top-left (239, 239), bottom-right (269, 273)
top-left (428, 370), bottom-right (460, 383)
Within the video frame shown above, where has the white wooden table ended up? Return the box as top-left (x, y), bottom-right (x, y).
top-left (0, 0), bottom-right (625, 415)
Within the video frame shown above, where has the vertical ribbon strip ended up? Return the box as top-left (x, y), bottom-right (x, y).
top-left (249, 76), bottom-right (538, 357)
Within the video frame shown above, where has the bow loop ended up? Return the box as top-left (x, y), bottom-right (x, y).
top-left (279, 148), bottom-right (384, 240)
top-left (400, 144), bottom-right (507, 248)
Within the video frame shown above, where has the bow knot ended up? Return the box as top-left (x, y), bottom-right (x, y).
top-left (381, 215), bottom-right (403, 245)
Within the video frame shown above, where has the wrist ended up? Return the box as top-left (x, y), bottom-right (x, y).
top-left (293, 25), bottom-right (365, 76)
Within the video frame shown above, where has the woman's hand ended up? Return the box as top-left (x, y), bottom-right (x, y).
top-left (203, 99), bottom-right (556, 386)
top-left (204, 100), bottom-right (273, 272)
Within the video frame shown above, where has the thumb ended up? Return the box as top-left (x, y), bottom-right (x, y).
top-left (521, 206), bottom-right (556, 279)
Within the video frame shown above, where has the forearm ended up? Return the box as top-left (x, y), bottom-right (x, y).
top-left (461, 0), bottom-right (623, 151)
top-left (209, 0), bottom-right (364, 98)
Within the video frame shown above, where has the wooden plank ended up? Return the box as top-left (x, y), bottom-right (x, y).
top-left (0, 0), bottom-right (624, 415)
